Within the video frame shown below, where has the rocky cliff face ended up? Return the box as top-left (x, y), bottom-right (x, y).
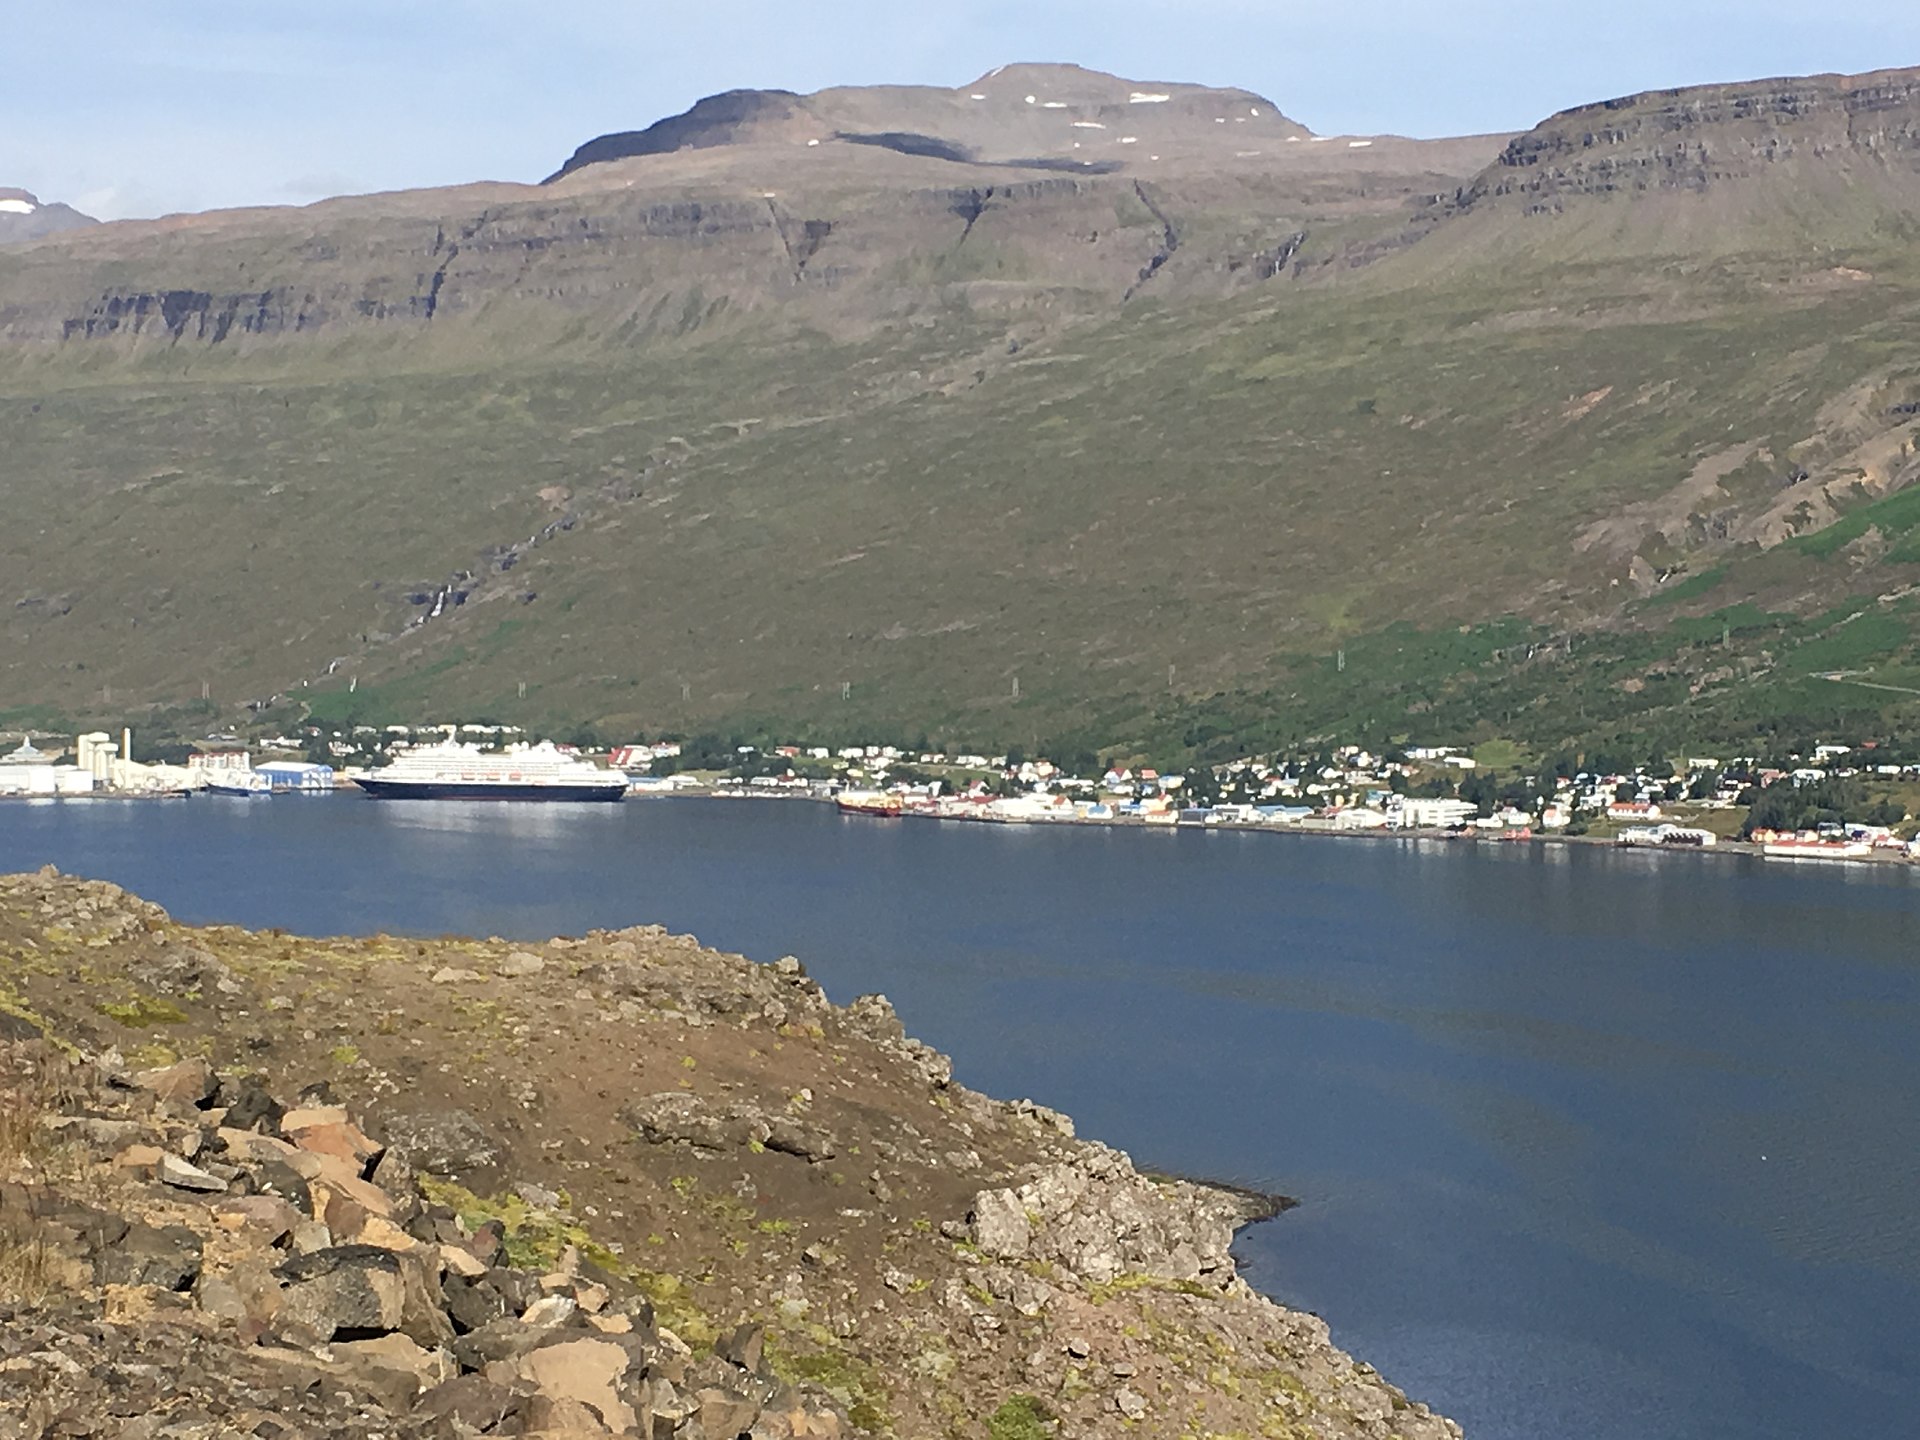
top-left (1447, 64), bottom-right (1920, 218)
top-left (0, 869), bottom-right (1461, 1440)
top-left (0, 68), bottom-right (1500, 356)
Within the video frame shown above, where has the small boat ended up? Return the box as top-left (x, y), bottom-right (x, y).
top-left (206, 773), bottom-right (272, 798)
top-left (836, 790), bottom-right (902, 818)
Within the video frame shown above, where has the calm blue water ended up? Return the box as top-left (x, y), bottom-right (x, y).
top-left (3, 795), bottom-right (1917, 1440)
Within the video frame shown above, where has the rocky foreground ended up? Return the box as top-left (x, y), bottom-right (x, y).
top-left (0, 869), bottom-right (1459, 1440)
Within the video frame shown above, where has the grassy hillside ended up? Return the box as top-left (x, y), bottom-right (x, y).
top-left (9, 69), bottom-right (1920, 760)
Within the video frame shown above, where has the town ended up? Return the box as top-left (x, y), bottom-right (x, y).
top-left (4, 719), bottom-right (1917, 864)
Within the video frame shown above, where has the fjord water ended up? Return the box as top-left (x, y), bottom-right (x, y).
top-left (4, 798), bottom-right (1917, 1440)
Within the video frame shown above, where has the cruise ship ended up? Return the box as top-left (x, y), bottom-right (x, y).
top-left (354, 739), bottom-right (628, 802)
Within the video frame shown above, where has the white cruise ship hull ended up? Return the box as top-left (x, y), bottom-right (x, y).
top-left (356, 776), bottom-right (626, 802)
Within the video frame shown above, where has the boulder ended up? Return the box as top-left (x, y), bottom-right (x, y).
top-left (395, 1244), bottom-right (458, 1350)
top-left (763, 1117), bottom-right (836, 1164)
top-left (968, 1189), bottom-right (1032, 1260)
top-left (157, 1154), bottom-right (227, 1193)
top-left (42, 1115), bottom-right (145, 1150)
top-left (967, 1145), bottom-right (1247, 1286)
top-left (522, 1294), bottom-right (579, 1327)
top-left (307, 1163), bottom-right (399, 1223)
top-left (280, 1104), bottom-right (351, 1131)
top-left (128, 1058), bottom-right (217, 1108)
top-left (516, 1337), bottom-right (641, 1432)
top-left (194, 1256), bottom-right (282, 1341)
top-left (621, 1092), bottom-right (744, 1151)
top-left (379, 1109), bottom-right (505, 1187)
top-left (127, 944), bottom-right (236, 998)
top-left (113, 1143), bottom-right (165, 1173)
top-left (275, 1245), bottom-right (408, 1344)
top-left (413, 1374), bottom-right (528, 1436)
top-left (220, 1075), bottom-right (286, 1133)
top-left (95, 1220), bottom-right (203, 1291)
top-left (441, 1243), bottom-right (490, 1280)
top-left (450, 1311), bottom-right (590, 1373)
top-left (444, 1273), bottom-right (515, 1334)
top-left (283, 1112), bottom-right (384, 1174)
top-left (334, 1333), bottom-right (456, 1406)
top-left (353, 1215), bottom-right (422, 1253)
top-left (291, 1219), bottom-right (334, 1253)
top-left (845, 993), bottom-right (906, 1043)
top-left (520, 1395), bottom-right (612, 1435)
top-left (697, 1386), bottom-right (760, 1438)
top-left (212, 1194), bottom-right (301, 1245)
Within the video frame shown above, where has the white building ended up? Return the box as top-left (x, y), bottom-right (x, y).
top-left (77, 730), bottom-right (197, 794)
top-left (0, 738), bottom-right (95, 796)
top-left (1397, 797), bottom-right (1477, 829)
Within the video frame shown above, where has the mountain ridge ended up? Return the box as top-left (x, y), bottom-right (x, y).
top-left (0, 187), bottom-right (97, 246)
top-left (6, 61), bottom-right (1920, 757)
top-left (545, 63), bottom-right (1312, 183)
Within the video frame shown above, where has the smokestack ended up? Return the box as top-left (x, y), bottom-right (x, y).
top-left (122, 728), bottom-right (131, 763)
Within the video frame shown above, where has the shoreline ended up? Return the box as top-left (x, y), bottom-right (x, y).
top-left (14, 779), bottom-right (1914, 868)
top-left (653, 787), bottom-right (1920, 868)
top-left (1, 867), bottom-right (1464, 1439)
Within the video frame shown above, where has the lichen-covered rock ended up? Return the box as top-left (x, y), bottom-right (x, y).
top-left (622, 1090), bottom-right (746, 1150)
top-left (377, 1109), bottom-right (504, 1187)
top-left (275, 1244), bottom-right (411, 1343)
top-left (968, 1188), bottom-right (1032, 1259)
top-left (969, 1143), bottom-right (1243, 1286)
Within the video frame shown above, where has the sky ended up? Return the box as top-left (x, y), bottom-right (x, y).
top-left (7, 1), bottom-right (1920, 220)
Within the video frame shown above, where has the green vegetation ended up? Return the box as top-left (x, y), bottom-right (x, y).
top-left (765, 1330), bottom-right (893, 1432)
top-left (8, 143), bottom-right (1920, 762)
top-left (95, 995), bottom-right (190, 1028)
top-left (1790, 483), bottom-right (1920, 558)
top-left (1644, 566), bottom-right (1728, 608)
top-left (1741, 777), bottom-right (1904, 836)
top-left (987, 1394), bottom-right (1054, 1440)
top-left (415, 1174), bottom-right (719, 1347)
top-left (1088, 1271), bottom-right (1214, 1303)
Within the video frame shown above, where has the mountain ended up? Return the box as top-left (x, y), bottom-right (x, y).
top-left (548, 63), bottom-right (1315, 180)
top-left (4, 63), bottom-right (1920, 761)
top-left (0, 66), bottom-right (1501, 350)
top-left (1407, 65), bottom-right (1920, 262)
top-left (0, 187), bottom-right (96, 245)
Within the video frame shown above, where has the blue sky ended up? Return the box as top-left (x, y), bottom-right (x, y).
top-left (7, 2), bottom-right (1919, 219)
